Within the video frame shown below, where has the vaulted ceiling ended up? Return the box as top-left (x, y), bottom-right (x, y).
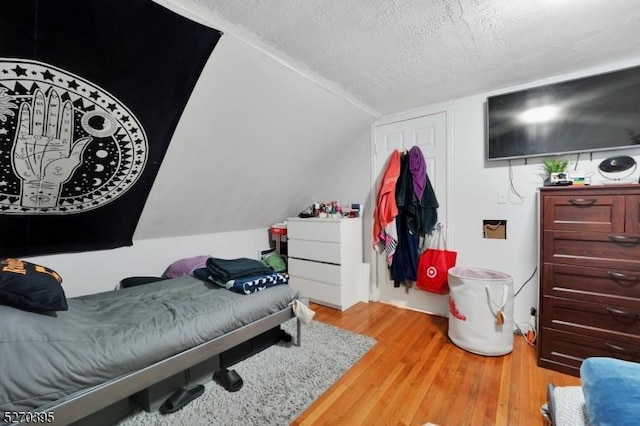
top-left (129, 0), bottom-right (640, 242)
top-left (188, 0), bottom-right (640, 116)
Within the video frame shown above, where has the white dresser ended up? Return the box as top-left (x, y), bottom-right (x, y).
top-left (286, 216), bottom-right (368, 311)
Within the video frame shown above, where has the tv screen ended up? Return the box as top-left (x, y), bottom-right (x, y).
top-left (486, 65), bottom-right (640, 161)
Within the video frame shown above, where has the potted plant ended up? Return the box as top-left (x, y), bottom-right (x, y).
top-left (541, 156), bottom-right (571, 186)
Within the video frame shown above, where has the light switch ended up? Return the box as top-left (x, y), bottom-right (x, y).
top-left (497, 189), bottom-right (508, 204)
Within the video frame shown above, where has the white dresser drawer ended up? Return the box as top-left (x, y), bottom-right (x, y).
top-left (287, 219), bottom-right (341, 243)
top-left (288, 239), bottom-right (341, 264)
top-left (288, 276), bottom-right (342, 308)
top-left (285, 216), bottom-right (366, 311)
top-left (288, 258), bottom-right (341, 286)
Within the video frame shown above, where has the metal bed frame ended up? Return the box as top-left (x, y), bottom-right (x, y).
top-left (10, 306), bottom-right (301, 426)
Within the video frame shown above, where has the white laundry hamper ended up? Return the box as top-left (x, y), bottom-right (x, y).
top-left (447, 267), bottom-right (514, 356)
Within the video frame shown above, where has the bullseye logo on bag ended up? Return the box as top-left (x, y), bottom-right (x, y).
top-left (0, 59), bottom-right (148, 214)
top-left (426, 266), bottom-right (438, 278)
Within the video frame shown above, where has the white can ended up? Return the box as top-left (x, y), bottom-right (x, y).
top-left (447, 267), bottom-right (514, 356)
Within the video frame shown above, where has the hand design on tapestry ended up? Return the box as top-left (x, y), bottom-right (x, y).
top-left (0, 87), bottom-right (17, 123)
top-left (12, 89), bottom-right (92, 208)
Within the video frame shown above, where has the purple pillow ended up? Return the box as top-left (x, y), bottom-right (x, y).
top-left (162, 255), bottom-right (211, 279)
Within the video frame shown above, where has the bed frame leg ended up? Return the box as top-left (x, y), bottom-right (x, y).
top-left (296, 318), bottom-right (301, 346)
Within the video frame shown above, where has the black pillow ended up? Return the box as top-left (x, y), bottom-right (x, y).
top-left (0, 258), bottom-right (68, 312)
top-left (120, 276), bottom-right (165, 288)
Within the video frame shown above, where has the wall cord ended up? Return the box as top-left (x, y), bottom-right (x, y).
top-left (508, 160), bottom-right (525, 202)
top-left (514, 266), bottom-right (537, 298)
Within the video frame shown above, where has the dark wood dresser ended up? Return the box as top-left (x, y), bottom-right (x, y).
top-left (539, 184), bottom-right (640, 377)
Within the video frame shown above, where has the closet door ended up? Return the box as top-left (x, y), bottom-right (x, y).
top-left (372, 111), bottom-right (449, 316)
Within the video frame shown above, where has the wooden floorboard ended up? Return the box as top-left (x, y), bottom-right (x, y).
top-left (291, 301), bottom-right (580, 426)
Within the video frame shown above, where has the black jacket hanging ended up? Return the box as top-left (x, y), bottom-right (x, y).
top-left (395, 153), bottom-right (439, 238)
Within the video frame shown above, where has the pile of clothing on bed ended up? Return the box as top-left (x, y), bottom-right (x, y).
top-left (193, 257), bottom-right (289, 295)
top-left (160, 253), bottom-right (289, 295)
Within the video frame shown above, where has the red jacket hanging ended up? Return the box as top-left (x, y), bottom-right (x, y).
top-left (373, 150), bottom-right (401, 261)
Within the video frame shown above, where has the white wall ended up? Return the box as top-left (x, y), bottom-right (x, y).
top-left (374, 56), bottom-right (640, 325)
top-left (28, 229), bottom-right (273, 297)
top-left (133, 2), bottom-right (374, 240)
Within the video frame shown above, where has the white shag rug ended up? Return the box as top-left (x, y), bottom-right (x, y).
top-left (116, 319), bottom-right (376, 426)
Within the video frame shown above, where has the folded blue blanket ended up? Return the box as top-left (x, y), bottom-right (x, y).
top-left (581, 357), bottom-right (640, 426)
top-left (205, 257), bottom-right (274, 282)
top-left (193, 268), bottom-right (289, 295)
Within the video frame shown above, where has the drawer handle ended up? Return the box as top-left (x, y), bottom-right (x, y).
top-left (567, 198), bottom-right (596, 206)
top-left (607, 271), bottom-right (640, 286)
top-left (605, 341), bottom-right (639, 355)
top-left (606, 306), bottom-right (640, 319)
top-left (608, 235), bottom-right (640, 244)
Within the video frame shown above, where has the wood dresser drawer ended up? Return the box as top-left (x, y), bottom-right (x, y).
top-left (542, 263), bottom-right (640, 306)
top-left (538, 327), bottom-right (640, 376)
top-left (541, 296), bottom-right (640, 338)
top-left (288, 258), bottom-right (341, 286)
top-left (539, 185), bottom-right (640, 376)
top-left (543, 230), bottom-right (640, 270)
top-left (542, 194), bottom-right (624, 232)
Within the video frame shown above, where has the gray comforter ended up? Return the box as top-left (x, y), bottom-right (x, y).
top-left (0, 276), bottom-right (299, 412)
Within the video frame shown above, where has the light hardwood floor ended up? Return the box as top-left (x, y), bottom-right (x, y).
top-left (291, 301), bottom-right (580, 426)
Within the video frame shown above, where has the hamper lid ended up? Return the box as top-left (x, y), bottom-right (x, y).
top-left (448, 267), bottom-right (512, 281)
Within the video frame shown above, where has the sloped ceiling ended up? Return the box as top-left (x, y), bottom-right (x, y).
top-left (188, 0), bottom-right (640, 116)
top-left (134, 0), bottom-right (640, 241)
top-left (133, 32), bottom-right (374, 240)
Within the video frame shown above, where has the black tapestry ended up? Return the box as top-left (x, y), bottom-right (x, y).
top-left (0, 0), bottom-right (222, 257)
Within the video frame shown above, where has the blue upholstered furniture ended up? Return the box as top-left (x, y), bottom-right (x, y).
top-left (580, 357), bottom-right (640, 426)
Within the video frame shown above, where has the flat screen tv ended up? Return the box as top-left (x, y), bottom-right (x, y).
top-left (486, 65), bottom-right (640, 161)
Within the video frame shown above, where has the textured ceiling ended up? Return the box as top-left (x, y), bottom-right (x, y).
top-left (187, 0), bottom-right (640, 116)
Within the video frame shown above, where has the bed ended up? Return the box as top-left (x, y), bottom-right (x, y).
top-left (0, 274), bottom-right (301, 426)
